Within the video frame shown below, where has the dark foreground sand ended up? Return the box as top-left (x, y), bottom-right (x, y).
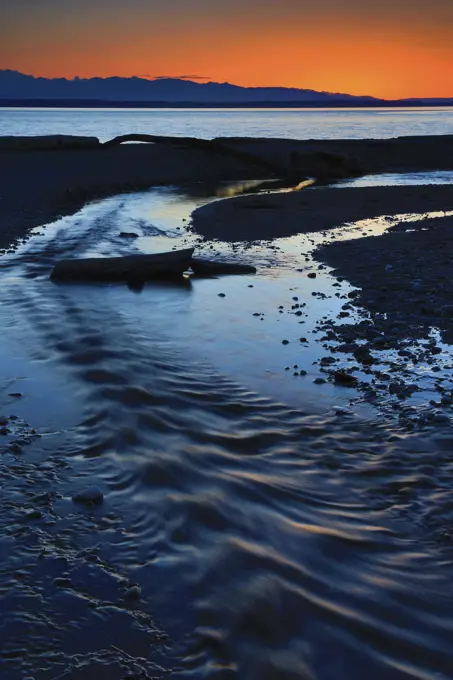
top-left (0, 144), bottom-right (269, 251)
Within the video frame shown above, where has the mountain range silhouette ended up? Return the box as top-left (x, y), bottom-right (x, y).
top-left (1, 70), bottom-right (452, 106)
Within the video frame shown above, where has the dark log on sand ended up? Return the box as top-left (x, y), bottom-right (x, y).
top-left (191, 258), bottom-right (256, 276)
top-left (50, 249), bottom-right (258, 283)
top-left (51, 248), bottom-right (194, 282)
top-left (103, 133), bottom-right (290, 179)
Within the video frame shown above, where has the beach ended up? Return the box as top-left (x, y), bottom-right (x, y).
top-left (2, 134), bottom-right (453, 679)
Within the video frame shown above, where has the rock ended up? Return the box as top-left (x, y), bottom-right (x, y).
top-left (432, 413), bottom-right (450, 425)
top-left (333, 406), bottom-right (353, 415)
top-left (119, 232), bottom-right (139, 238)
top-left (313, 377), bottom-right (326, 384)
top-left (9, 442), bottom-right (22, 454)
top-left (282, 340), bottom-right (290, 345)
top-left (389, 382), bottom-right (403, 395)
top-left (125, 585), bottom-right (141, 600)
top-left (24, 509), bottom-right (43, 521)
top-left (218, 293), bottom-right (226, 297)
top-left (53, 577), bottom-right (72, 588)
top-left (332, 370), bottom-right (358, 387)
top-left (8, 393), bottom-right (22, 398)
top-left (337, 343), bottom-right (359, 353)
top-left (72, 486), bottom-right (104, 505)
top-left (308, 272), bottom-right (317, 279)
top-left (353, 347), bottom-right (374, 365)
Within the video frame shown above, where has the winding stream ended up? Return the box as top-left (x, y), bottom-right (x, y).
top-left (2, 179), bottom-right (453, 680)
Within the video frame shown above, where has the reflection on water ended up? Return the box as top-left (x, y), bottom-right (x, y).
top-left (2, 180), bottom-right (453, 680)
top-left (333, 170), bottom-right (453, 188)
top-left (1, 106), bottom-right (453, 141)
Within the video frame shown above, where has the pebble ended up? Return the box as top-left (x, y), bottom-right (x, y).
top-left (432, 413), bottom-right (450, 425)
top-left (125, 585), bottom-right (141, 600)
top-left (333, 406), bottom-right (353, 415)
top-left (72, 485), bottom-right (104, 505)
top-left (333, 370), bottom-right (358, 387)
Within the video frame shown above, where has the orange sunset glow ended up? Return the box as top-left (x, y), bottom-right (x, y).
top-left (1, 0), bottom-right (453, 98)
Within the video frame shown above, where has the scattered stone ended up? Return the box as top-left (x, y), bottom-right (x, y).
top-left (53, 577), bottom-right (72, 588)
top-left (125, 585), bottom-right (141, 601)
top-left (333, 406), bottom-right (353, 415)
top-left (313, 377), bottom-right (326, 384)
top-left (119, 232), bottom-right (139, 238)
top-left (9, 442), bottom-right (22, 454)
top-left (24, 509), bottom-right (43, 521)
top-left (72, 486), bottom-right (104, 505)
top-left (282, 340), bottom-right (290, 345)
top-left (308, 272), bottom-right (317, 279)
top-left (332, 370), bottom-right (358, 387)
top-left (432, 413), bottom-right (450, 425)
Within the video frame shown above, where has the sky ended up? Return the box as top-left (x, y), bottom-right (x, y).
top-left (1, 0), bottom-right (453, 98)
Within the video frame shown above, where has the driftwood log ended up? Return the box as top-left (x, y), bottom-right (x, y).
top-left (103, 133), bottom-right (289, 179)
top-left (50, 249), bottom-right (257, 283)
top-left (51, 248), bottom-right (194, 282)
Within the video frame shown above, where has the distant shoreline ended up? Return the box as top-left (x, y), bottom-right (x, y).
top-left (1, 99), bottom-right (453, 109)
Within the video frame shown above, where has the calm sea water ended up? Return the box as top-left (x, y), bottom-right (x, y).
top-left (1, 106), bottom-right (453, 141)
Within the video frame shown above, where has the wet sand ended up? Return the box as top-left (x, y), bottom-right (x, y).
top-left (192, 183), bottom-right (453, 241)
